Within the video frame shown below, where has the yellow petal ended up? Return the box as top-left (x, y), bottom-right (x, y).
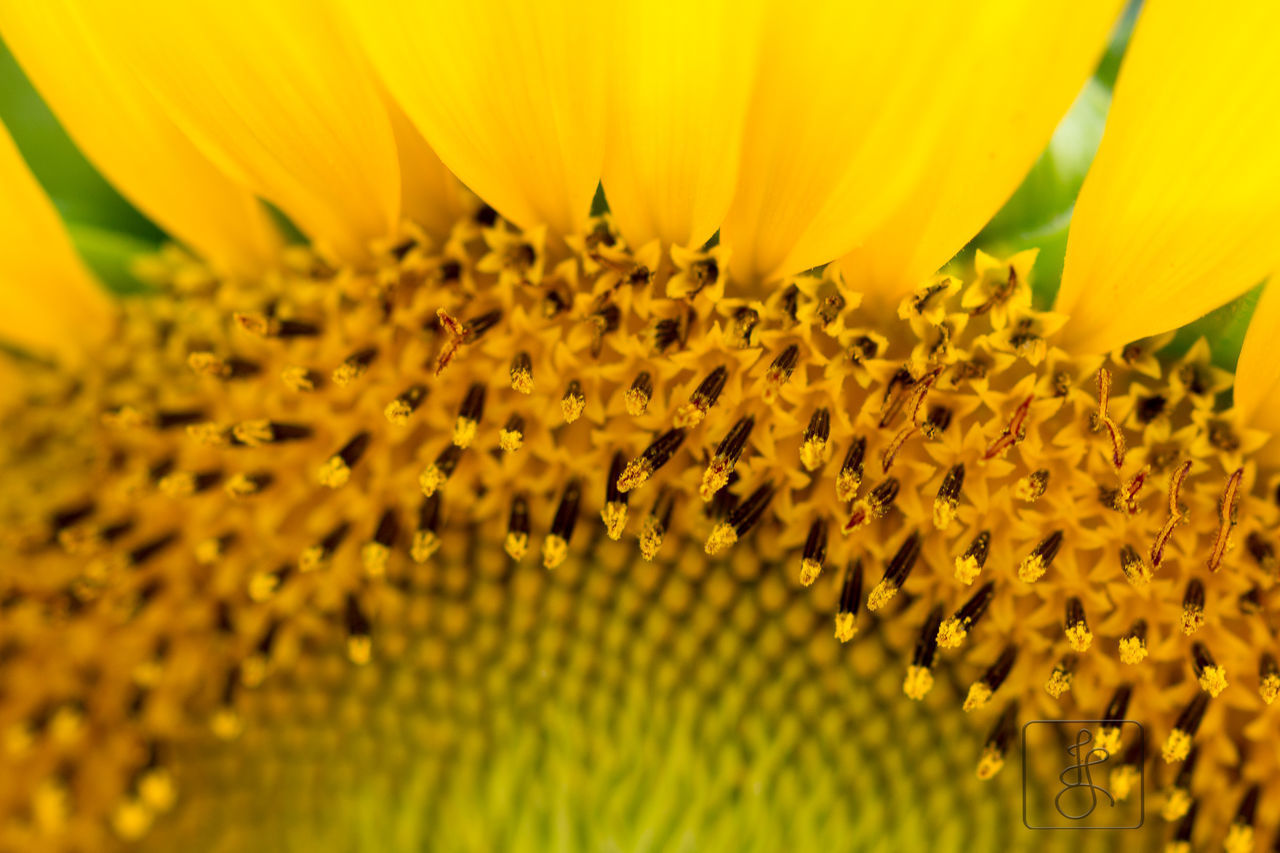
top-left (66, 0), bottom-right (399, 261)
top-left (0, 120), bottom-right (109, 359)
top-left (382, 94), bottom-right (470, 242)
top-left (0, 0), bottom-right (279, 277)
top-left (1056, 0), bottom-right (1280, 353)
top-left (840, 0), bottom-right (1122, 299)
top-left (722, 0), bottom-right (1122, 286)
top-left (601, 0), bottom-right (765, 251)
top-left (342, 0), bottom-right (606, 237)
top-left (1235, 279), bottom-right (1280, 434)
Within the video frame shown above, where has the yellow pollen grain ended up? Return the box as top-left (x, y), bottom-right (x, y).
top-left (953, 554), bottom-right (982, 585)
top-left (1162, 729), bottom-right (1192, 763)
top-left (561, 394), bottom-right (585, 424)
top-left (616, 459), bottom-right (651, 494)
top-left (542, 535), bottom-right (569, 569)
top-left (1181, 605), bottom-right (1205, 635)
top-left (704, 523), bottom-right (738, 556)
top-left (384, 400), bottom-right (412, 425)
top-left (498, 429), bottom-right (523, 452)
top-left (799, 558), bottom-right (822, 587)
top-left (232, 419), bottom-right (273, 446)
top-left (188, 351), bottom-right (229, 378)
top-left (833, 612), bottom-right (857, 643)
top-left (224, 473), bottom-right (263, 498)
top-left (1045, 669), bottom-right (1072, 698)
top-left (639, 519), bottom-right (663, 562)
top-left (299, 545), bottom-right (327, 572)
top-left (963, 683), bottom-right (992, 712)
top-left (1224, 825), bottom-right (1254, 853)
top-left (158, 472), bottom-right (196, 498)
top-left (331, 362), bottom-right (364, 387)
top-left (866, 580), bottom-right (896, 612)
top-left (700, 462), bottom-right (731, 502)
top-left (903, 665), bottom-right (934, 700)
top-left (281, 365), bottom-right (316, 391)
top-left (317, 456), bottom-right (352, 488)
top-left (933, 497), bottom-right (958, 531)
top-left (138, 769), bottom-right (176, 812)
top-left (361, 542), bottom-right (389, 578)
top-left (1119, 637), bottom-right (1147, 664)
top-left (347, 636), bottom-right (372, 666)
top-left (210, 709), bottom-right (241, 741)
top-left (799, 437), bottom-right (827, 472)
top-left (1161, 787), bottom-right (1192, 821)
top-left (1065, 625), bottom-right (1093, 652)
top-left (1111, 765), bottom-right (1139, 801)
top-left (187, 422), bottom-right (230, 447)
top-left (673, 402), bottom-right (706, 429)
top-left (1198, 665), bottom-right (1228, 697)
top-left (410, 530), bottom-right (439, 564)
top-left (937, 618), bottom-right (966, 649)
top-left (1261, 675), bottom-right (1280, 705)
top-left (623, 387), bottom-right (649, 416)
top-left (1017, 555), bottom-right (1046, 583)
top-left (453, 417), bottom-right (478, 448)
top-left (418, 465), bottom-right (446, 497)
top-left (111, 798), bottom-right (153, 841)
top-left (510, 369), bottom-right (533, 395)
top-left (601, 502), bottom-right (627, 541)
top-left (1013, 470), bottom-right (1048, 502)
top-left (240, 656), bottom-right (268, 688)
top-left (504, 532), bottom-right (528, 562)
top-left (835, 469), bottom-right (860, 504)
top-left (247, 572), bottom-right (280, 603)
top-left (975, 747), bottom-right (1003, 780)
top-left (1094, 727), bottom-right (1121, 757)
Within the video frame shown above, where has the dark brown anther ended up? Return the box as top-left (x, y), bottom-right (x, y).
top-left (1171, 747), bottom-right (1199, 792)
top-left (674, 365), bottom-right (728, 428)
top-left (1246, 531), bottom-right (1277, 572)
top-left (933, 463), bottom-right (964, 529)
top-left (389, 237), bottom-right (417, 261)
top-left (638, 488), bottom-right (677, 562)
top-left (301, 521), bottom-right (352, 572)
top-left (982, 394), bottom-right (1034, 460)
top-left (953, 581), bottom-right (995, 632)
top-left (653, 317), bottom-right (684, 353)
top-left (550, 480), bottom-right (583, 543)
top-left (780, 284), bottom-right (800, 322)
top-left (1182, 578), bottom-right (1206, 633)
top-left (833, 558), bottom-right (863, 642)
top-left (1017, 530), bottom-right (1063, 583)
top-left (154, 408), bottom-right (206, 429)
top-left (1102, 684), bottom-right (1132, 728)
top-left (726, 481), bottom-right (775, 539)
top-left (844, 477), bottom-right (900, 533)
top-left (804, 408), bottom-right (830, 444)
top-left (1045, 654), bottom-right (1076, 698)
top-left (700, 416), bottom-right (754, 501)
top-left (922, 405), bottom-right (951, 438)
top-left (1232, 786), bottom-right (1260, 834)
top-left (458, 383), bottom-right (486, 423)
top-left (618, 428), bottom-right (687, 493)
top-left (878, 367), bottom-right (916, 428)
top-left (542, 287), bottom-right (570, 318)
top-left (798, 518), bottom-right (828, 586)
top-left (982, 647), bottom-right (1018, 694)
top-left (590, 303), bottom-right (621, 357)
top-left (508, 494), bottom-right (529, 537)
top-left (605, 452), bottom-right (629, 508)
top-left (816, 292), bottom-right (845, 325)
top-left (473, 204), bottom-right (498, 226)
top-left (952, 529), bottom-right (991, 585)
top-left (730, 306), bottom-right (759, 345)
top-left (1260, 653), bottom-right (1279, 705)
top-left (867, 530), bottom-right (922, 611)
top-left (1189, 642), bottom-right (1226, 697)
top-left (561, 380), bottom-right (586, 423)
top-left (128, 532), bottom-right (178, 567)
top-left (835, 437), bottom-right (866, 502)
top-left (333, 347), bottom-right (377, 385)
top-left (848, 334), bottom-right (879, 363)
top-left (977, 701), bottom-right (1019, 778)
top-left (101, 519), bottom-right (136, 544)
top-left (626, 371), bottom-right (653, 416)
top-left (372, 509), bottom-right (399, 550)
top-left (387, 384), bottom-right (429, 424)
top-left (764, 344), bottom-right (801, 395)
top-left (338, 432), bottom-right (371, 468)
top-left (1134, 393), bottom-right (1166, 423)
top-left (912, 605), bottom-right (945, 670)
top-left (510, 351), bottom-right (534, 394)
top-left (1064, 597), bottom-right (1090, 650)
top-left (344, 594), bottom-right (372, 664)
top-left (463, 308), bottom-right (503, 341)
top-left (800, 408), bottom-right (830, 471)
top-left (1173, 692), bottom-right (1210, 740)
top-left (49, 501), bottom-right (95, 534)
top-left (688, 258), bottom-right (718, 293)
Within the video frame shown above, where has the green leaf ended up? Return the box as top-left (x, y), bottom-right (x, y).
top-left (66, 224), bottom-right (156, 294)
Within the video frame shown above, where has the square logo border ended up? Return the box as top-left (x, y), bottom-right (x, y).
top-left (1022, 719), bottom-right (1145, 830)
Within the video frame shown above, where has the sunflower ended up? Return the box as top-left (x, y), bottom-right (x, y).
top-left (1, 0), bottom-right (1278, 850)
